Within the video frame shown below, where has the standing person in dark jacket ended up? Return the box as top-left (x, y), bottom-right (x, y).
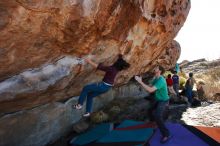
top-left (185, 72), bottom-right (196, 104)
top-left (172, 71), bottom-right (179, 97)
top-left (73, 54), bottom-right (130, 117)
top-left (135, 66), bottom-right (171, 144)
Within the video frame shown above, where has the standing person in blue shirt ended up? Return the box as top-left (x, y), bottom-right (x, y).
top-left (135, 66), bottom-right (171, 144)
top-left (73, 54), bottom-right (130, 117)
top-left (172, 71), bottom-right (179, 97)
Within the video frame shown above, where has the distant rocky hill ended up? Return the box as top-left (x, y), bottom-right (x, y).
top-left (180, 58), bottom-right (220, 101)
top-left (180, 58), bottom-right (220, 73)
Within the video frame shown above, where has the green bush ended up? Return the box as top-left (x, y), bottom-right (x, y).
top-left (91, 111), bottom-right (109, 123)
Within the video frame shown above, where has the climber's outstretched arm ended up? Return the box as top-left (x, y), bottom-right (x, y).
top-left (85, 58), bottom-right (98, 68)
top-left (135, 76), bottom-right (156, 93)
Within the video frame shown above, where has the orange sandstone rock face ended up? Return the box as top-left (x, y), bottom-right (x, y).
top-left (0, 0), bottom-right (190, 114)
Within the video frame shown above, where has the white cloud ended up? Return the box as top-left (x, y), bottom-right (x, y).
top-left (175, 0), bottom-right (220, 62)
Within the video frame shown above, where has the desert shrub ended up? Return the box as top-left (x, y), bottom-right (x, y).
top-left (209, 68), bottom-right (220, 80)
top-left (91, 111), bottom-right (109, 123)
top-left (195, 67), bottom-right (220, 101)
top-left (202, 83), bottom-right (220, 100)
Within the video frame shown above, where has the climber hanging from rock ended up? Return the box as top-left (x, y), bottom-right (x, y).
top-left (73, 54), bottom-right (130, 117)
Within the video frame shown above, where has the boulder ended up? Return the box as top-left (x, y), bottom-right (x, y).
top-left (0, 0), bottom-right (190, 114)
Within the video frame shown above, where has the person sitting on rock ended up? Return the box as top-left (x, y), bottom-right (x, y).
top-left (196, 81), bottom-right (206, 101)
top-left (73, 54), bottom-right (130, 117)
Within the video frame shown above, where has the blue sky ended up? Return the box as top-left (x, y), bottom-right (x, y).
top-left (175, 0), bottom-right (220, 62)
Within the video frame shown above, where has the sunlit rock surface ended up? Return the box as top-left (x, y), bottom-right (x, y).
top-left (0, 1), bottom-right (191, 145)
top-left (182, 102), bottom-right (220, 127)
top-left (0, 0), bottom-right (190, 114)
